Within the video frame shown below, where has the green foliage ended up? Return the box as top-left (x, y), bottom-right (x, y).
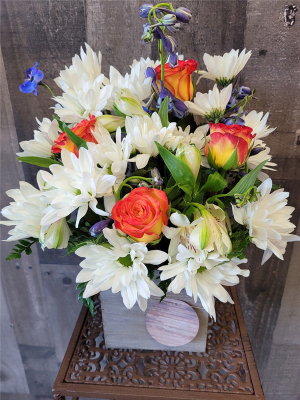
top-left (199, 171), bottom-right (227, 193)
top-left (62, 122), bottom-right (88, 151)
top-left (17, 156), bottom-right (62, 168)
top-left (222, 146), bottom-right (238, 171)
top-left (5, 238), bottom-right (38, 260)
top-left (155, 142), bottom-right (195, 196)
top-left (158, 278), bottom-right (171, 302)
top-left (76, 283), bottom-right (95, 316)
top-left (158, 96), bottom-right (169, 127)
top-left (229, 227), bottom-right (251, 260)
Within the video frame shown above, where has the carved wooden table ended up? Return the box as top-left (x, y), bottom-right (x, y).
top-left (52, 287), bottom-right (265, 399)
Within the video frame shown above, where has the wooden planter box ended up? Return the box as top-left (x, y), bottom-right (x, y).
top-left (100, 290), bottom-right (209, 352)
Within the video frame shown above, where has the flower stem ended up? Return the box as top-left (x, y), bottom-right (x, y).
top-left (116, 176), bottom-right (153, 201)
top-left (40, 82), bottom-right (54, 97)
top-left (159, 39), bottom-right (165, 83)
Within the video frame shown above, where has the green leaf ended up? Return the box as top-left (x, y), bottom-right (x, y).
top-left (76, 282), bottom-right (87, 291)
top-left (199, 171), bottom-right (227, 193)
top-left (53, 115), bottom-right (65, 131)
top-left (221, 146), bottom-right (238, 171)
top-left (226, 160), bottom-right (268, 196)
top-left (204, 142), bottom-right (218, 169)
top-left (207, 160), bottom-right (268, 203)
top-left (113, 105), bottom-right (127, 118)
top-left (62, 122), bottom-right (88, 151)
top-left (5, 252), bottom-right (22, 261)
top-left (155, 142), bottom-right (195, 196)
top-left (164, 185), bottom-right (180, 201)
top-left (17, 157), bottom-right (62, 168)
top-left (158, 96), bottom-right (169, 127)
top-left (5, 237), bottom-right (38, 261)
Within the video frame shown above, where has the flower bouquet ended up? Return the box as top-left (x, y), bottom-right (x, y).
top-left (1, 3), bottom-right (299, 324)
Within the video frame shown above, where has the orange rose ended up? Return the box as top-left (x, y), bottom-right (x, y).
top-left (52, 115), bottom-right (98, 157)
top-left (204, 123), bottom-right (255, 170)
top-left (155, 59), bottom-right (198, 102)
top-left (111, 187), bottom-right (168, 243)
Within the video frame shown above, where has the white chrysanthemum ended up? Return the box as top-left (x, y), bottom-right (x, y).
top-left (39, 148), bottom-right (116, 228)
top-left (16, 118), bottom-right (60, 158)
top-left (109, 58), bottom-right (153, 104)
top-left (165, 124), bottom-right (208, 152)
top-left (247, 139), bottom-right (277, 181)
top-left (185, 84), bottom-right (232, 121)
top-left (54, 44), bottom-right (114, 123)
top-left (159, 244), bottom-right (249, 319)
top-left (88, 126), bottom-right (132, 188)
top-left (232, 178), bottom-right (300, 265)
top-left (75, 227), bottom-right (168, 311)
top-left (242, 110), bottom-right (276, 139)
top-left (198, 49), bottom-right (252, 84)
top-left (126, 113), bottom-right (177, 169)
top-left (0, 179), bottom-right (71, 249)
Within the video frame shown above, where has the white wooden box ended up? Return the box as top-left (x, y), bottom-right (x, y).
top-left (99, 291), bottom-right (208, 352)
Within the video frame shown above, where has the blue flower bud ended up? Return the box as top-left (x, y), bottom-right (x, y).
top-left (89, 219), bottom-right (112, 237)
top-left (238, 86), bottom-right (252, 99)
top-left (139, 4), bottom-right (153, 18)
top-left (174, 7), bottom-right (192, 23)
top-left (160, 14), bottom-right (177, 26)
top-left (151, 168), bottom-right (163, 186)
top-left (169, 52), bottom-right (178, 68)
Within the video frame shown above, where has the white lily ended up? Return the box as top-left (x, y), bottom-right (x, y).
top-left (232, 178), bottom-right (300, 264)
top-left (159, 243), bottom-right (249, 319)
top-left (40, 218), bottom-right (71, 250)
top-left (126, 113), bottom-right (177, 169)
top-left (17, 118), bottom-right (60, 158)
top-left (75, 227), bottom-right (168, 311)
top-left (39, 148), bottom-right (116, 228)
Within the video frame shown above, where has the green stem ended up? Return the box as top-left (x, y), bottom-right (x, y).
top-left (159, 39), bottom-right (165, 83)
top-left (171, 208), bottom-right (180, 214)
top-left (40, 82), bottom-right (54, 97)
top-left (116, 176), bottom-right (153, 201)
top-left (224, 90), bottom-right (255, 114)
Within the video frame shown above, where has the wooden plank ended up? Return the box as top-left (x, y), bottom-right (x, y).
top-left (0, 0), bottom-right (86, 185)
top-left (100, 290), bottom-right (208, 351)
top-left (86, 0), bottom-right (152, 76)
top-left (40, 264), bottom-right (82, 363)
top-left (242, 0), bottom-right (300, 136)
top-left (0, 47), bottom-right (54, 347)
top-left (0, 280), bottom-right (30, 394)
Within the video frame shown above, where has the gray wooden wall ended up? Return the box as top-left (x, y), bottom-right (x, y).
top-left (1, 1), bottom-right (300, 399)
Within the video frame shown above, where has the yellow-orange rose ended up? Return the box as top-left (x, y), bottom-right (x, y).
top-left (155, 59), bottom-right (198, 102)
top-left (111, 188), bottom-right (169, 243)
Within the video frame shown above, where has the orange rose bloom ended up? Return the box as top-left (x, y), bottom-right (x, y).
top-left (155, 59), bottom-right (198, 102)
top-left (111, 187), bottom-right (169, 243)
top-left (52, 115), bottom-right (98, 157)
top-left (204, 123), bottom-right (255, 169)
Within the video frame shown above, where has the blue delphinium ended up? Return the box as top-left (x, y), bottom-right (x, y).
top-left (19, 62), bottom-right (44, 96)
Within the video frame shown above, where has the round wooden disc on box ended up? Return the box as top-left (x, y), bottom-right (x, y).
top-left (145, 299), bottom-right (199, 347)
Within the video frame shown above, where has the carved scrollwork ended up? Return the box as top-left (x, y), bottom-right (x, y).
top-left (65, 297), bottom-right (254, 394)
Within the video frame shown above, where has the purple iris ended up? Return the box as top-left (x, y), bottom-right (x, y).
top-left (154, 26), bottom-right (177, 53)
top-left (238, 86), bottom-right (252, 99)
top-left (19, 62), bottom-right (44, 96)
top-left (139, 3), bottom-right (153, 18)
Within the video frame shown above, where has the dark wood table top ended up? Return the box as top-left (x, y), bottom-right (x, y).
top-left (52, 286), bottom-right (265, 399)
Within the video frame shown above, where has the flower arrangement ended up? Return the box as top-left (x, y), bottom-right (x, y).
top-left (2, 3), bottom-right (299, 320)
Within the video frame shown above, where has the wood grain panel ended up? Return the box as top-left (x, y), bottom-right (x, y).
top-left (241, 0), bottom-right (300, 136)
top-left (40, 264), bottom-right (82, 363)
top-left (0, 48), bottom-right (54, 348)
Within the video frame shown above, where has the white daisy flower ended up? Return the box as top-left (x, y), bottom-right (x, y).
top-left (0, 179), bottom-right (71, 249)
top-left (165, 124), bottom-right (208, 152)
top-left (159, 243), bottom-right (249, 319)
top-left (126, 113), bottom-right (177, 169)
top-left (39, 148), bottom-right (116, 228)
top-left (247, 139), bottom-right (277, 181)
top-left (198, 49), bottom-right (252, 86)
top-left (88, 126), bottom-right (132, 188)
top-left (54, 44), bottom-right (114, 123)
top-left (242, 110), bottom-right (276, 139)
top-left (75, 227), bottom-right (168, 311)
top-left (232, 178), bottom-right (300, 265)
top-left (16, 118), bottom-right (60, 158)
top-left (110, 57), bottom-right (156, 103)
top-left (185, 84), bottom-right (232, 122)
